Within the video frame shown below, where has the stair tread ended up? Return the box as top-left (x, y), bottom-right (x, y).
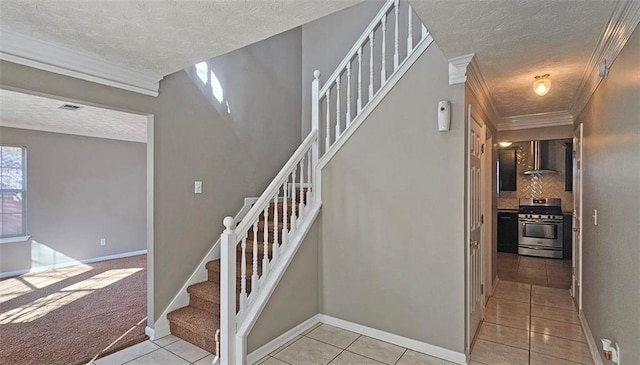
top-left (167, 306), bottom-right (219, 337)
top-left (187, 281), bottom-right (220, 303)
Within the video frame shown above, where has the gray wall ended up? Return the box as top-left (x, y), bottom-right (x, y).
top-left (247, 217), bottom-right (320, 352)
top-left (319, 42), bottom-right (466, 353)
top-left (575, 25), bottom-right (640, 364)
top-left (0, 27), bottom-right (303, 323)
top-left (301, 1), bottom-right (385, 138)
top-left (0, 127), bottom-right (146, 273)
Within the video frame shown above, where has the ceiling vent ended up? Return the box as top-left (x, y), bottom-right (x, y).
top-left (58, 103), bottom-right (83, 111)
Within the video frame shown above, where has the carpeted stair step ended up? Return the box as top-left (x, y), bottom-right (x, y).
top-left (167, 306), bottom-right (218, 353)
top-left (187, 282), bottom-right (220, 315)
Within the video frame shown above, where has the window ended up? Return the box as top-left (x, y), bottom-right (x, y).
top-left (195, 61), bottom-right (225, 104)
top-left (0, 146), bottom-right (27, 238)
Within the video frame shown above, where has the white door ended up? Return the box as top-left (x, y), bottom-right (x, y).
top-left (572, 124), bottom-right (583, 310)
top-left (467, 106), bottom-right (485, 348)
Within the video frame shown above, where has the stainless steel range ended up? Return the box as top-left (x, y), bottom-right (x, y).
top-left (518, 198), bottom-right (564, 258)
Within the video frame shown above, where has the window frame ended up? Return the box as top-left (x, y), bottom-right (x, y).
top-left (0, 145), bottom-right (28, 241)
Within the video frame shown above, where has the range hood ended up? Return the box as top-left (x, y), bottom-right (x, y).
top-left (523, 140), bottom-right (557, 175)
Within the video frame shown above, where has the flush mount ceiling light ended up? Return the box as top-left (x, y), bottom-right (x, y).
top-left (498, 141), bottom-right (513, 148)
top-left (533, 74), bottom-right (551, 96)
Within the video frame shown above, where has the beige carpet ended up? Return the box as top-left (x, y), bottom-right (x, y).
top-left (0, 254), bottom-right (147, 365)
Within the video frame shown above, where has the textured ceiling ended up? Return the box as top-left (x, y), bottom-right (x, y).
top-left (411, 0), bottom-right (616, 118)
top-left (0, 0), bottom-right (363, 77)
top-left (0, 89), bottom-right (148, 142)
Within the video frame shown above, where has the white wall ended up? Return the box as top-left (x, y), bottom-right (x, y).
top-left (574, 25), bottom-right (640, 365)
top-left (319, 42), bottom-right (467, 353)
top-left (0, 127), bottom-right (146, 274)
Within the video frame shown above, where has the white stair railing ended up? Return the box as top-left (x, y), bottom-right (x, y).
top-left (219, 129), bottom-right (318, 364)
top-left (217, 1), bottom-right (430, 363)
top-left (314, 0), bottom-right (430, 158)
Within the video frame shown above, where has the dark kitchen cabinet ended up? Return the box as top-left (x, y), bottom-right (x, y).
top-left (564, 142), bottom-right (573, 191)
top-left (563, 214), bottom-right (573, 260)
top-left (498, 212), bottom-right (519, 253)
top-left (499, 149), bottom-right (517, 191)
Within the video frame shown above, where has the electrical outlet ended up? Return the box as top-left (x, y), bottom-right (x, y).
top-left (100, 238), bottom-right (106, 246)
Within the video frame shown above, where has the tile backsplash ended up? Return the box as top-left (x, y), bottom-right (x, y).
top-left (498, 140), bottom-right (574, 213)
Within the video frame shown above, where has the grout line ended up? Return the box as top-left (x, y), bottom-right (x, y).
top-left (393, 348), bottom-right (408, 364)
top-left (325, 349), bottom-right (345, 365)
top-left (301, 332), bottom-right (356, 351)
top-left (530, 313), bottom-right (580, 325)
top-left (475, 336), bottom-right (530, 352)
top-left (121, 347), bottom-right (163, 364)
top-left (529, 350), bottom-right (587, 365)
top-left (342, 349), bottom-right (388, 364)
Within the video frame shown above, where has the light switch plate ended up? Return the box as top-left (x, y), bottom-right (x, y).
top-left (593, 209), bottom-right (598, 225)
top-left (195, 181), bottom-right (203, 194)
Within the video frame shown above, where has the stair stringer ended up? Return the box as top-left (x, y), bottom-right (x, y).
top-left (317, 35), bottom-right (433, 171)
top-left (234, 201), bottom-right (321, 362)
top-left (147, 197), bottom-right (258, 340)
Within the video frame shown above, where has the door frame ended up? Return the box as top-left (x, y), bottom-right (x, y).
top-left (466, 104), bottom-right (486, 351)
top-left (572, 123), bottom-right (583, 310)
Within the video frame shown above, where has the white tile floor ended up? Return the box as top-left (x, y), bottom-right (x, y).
top-left (94, 281), bottom-right (593, 365)
top-left (91, 334), bottom-right (215, 365)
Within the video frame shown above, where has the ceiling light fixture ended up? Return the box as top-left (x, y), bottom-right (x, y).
top-left (533, 74), bottom-right (551, 96)
top-left (498, 141), bottom-right (513, 148)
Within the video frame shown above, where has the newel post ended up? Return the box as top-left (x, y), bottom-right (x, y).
top-left (220, 216), bottom-right (237, 365)
top-left (311, 70), bottom-right (321, 202)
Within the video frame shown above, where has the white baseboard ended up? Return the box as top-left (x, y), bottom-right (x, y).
top-left (246, 315), bottom-right (320, 364)
top-left (579, 310), bottom-right (604, 365)
top-left (0, 249), bottom-right (147, 279)
top-left (317, 314), bottom-right (467, 365)
top-left (149, 198), bottom-right (257, 339)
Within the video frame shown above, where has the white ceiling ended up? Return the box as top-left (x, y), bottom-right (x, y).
top-left (0, 1), bottom-right (363, 77)
top-left (411, 0), bottom-right (617, 118)
top-left (0, 89), bottom-right (148, 143)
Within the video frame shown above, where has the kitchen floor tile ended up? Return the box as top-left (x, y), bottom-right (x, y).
top-left (516, 274), bottom-right (547, 286)
top-left (258, 357), bottom-right (290, 365)
top-left (470, 339), bottom-right (529, 365)
top-left (273, 336), bottom-right (342, 365)
top-left (531, 291), bottom-right (576, 310)
top-left (530, 332), bottom-right (592, 364)
top-left (95, 341), bottom-right (159, 365)
top-left (193, 354), bottom-right (217, 365)
top-left (532, 285), bottom-right (571, 297)
top-left (486, 297), bottom-right (531, 315)
top-left (530, 351), bottom-right (592, 365)
top-left (493, 287), bottom-right (531, 303)
top-left (152, 334), bottom-right (181, 348)
top-left (495, 280), bottom-right (530, 293)
top-left (477, 322), bottom-right (529, 350)
top-left (484, 309), bottom-right (530, 330)
top-left (306, 324), bottom-right (360, 349)
top-left (518, 256), bottom-right (547, 268)
top-left (346, 336), bottom-right (405, 364)
top-left (269, 335), bottom-right (303, 356)
top-left (531, 316), bottom-right (585, 342)
top-left (531, 304), bottom-right (580, 324)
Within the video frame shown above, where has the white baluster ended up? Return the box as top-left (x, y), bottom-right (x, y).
top-left (291, 171), bottom-right (297, 231)
top-left (299, 158), bottom-right (305, 215)
top-left (273, 194), bottom-right (279, 262)
top-left (220, 217), bottom-right (237, 365)
top-left (251, 220), bottom-right (258, 291)
top-left (325, 89), bottom-right (331, 152)
top-left (346, 63), bottom-right (352, 126)
top-left (369, 32), bottom-right (374, 100)
top-left (381, 16), bottom-right (387, 84)
top-left (239, 235), bottom-right (247, 312)
top-left (306, 149), bottom-right (312, 205)
top-left (407, 5), bottom-right (414, 53)
top-left (312, 70), bottom-right (321, 160)
top-left (262, 207), bottom-right (269, 276)
top-left (281, 180), bottom-right (288, 249)
top-left (335, 75), bottom-right (341, 139)
top-left (394, 0), bottom-right (400, 70)
top-left (357, 47), bottom-right (363, 113)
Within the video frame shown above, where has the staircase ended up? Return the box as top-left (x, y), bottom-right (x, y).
top-left (167, 199), bottom-right (296, 352)
top-left (163, 0), bottom-right (433, 363)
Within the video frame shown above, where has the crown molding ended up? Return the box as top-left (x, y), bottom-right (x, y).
top-left (497, 111), bottom-right (574, 131)
top-left (0, 121), bottom-right (147, 143)
top-left (0, 30), bottom-right (162, 97)
top-left (465, 55), bottom-right (502, 129)
top-left (448, 53), bottom-right (474, 85)
top-left (569, 0), bottom-right (640, 117)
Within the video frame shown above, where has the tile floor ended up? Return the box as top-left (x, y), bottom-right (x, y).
top-left (93, 280), bottom-right (591, 365)
top-left (497, 252), bottom-right (572, 289)
top-left (472, 280), bottom-right (592, 365)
